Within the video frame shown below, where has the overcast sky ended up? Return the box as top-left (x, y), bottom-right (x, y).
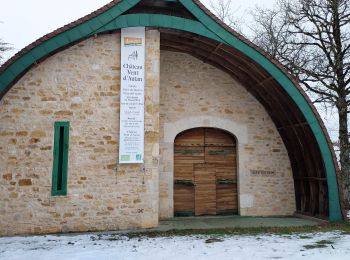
top-left (0, 0), bottom-right (275, 58)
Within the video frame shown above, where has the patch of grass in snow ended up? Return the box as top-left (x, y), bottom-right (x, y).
top-left (303, 244), bottom-right (328, 250)
top-left (88, 233), bottom-right (129, 242)
top-left (205, 238), bottom-right (224, 243)
top-left (303, 240), bottom-right (334, 250)
top-left (315, 239), bottom-right (334, 245)
top-left (125, 221), bottom-right (350, 238)
top-left (299, 235), bottom-right (313, 239)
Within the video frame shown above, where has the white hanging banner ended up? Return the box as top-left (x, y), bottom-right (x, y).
top-left (119, 27), bottom-right (145, 164)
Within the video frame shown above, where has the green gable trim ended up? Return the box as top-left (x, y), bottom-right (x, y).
top-left (52, 122), bottom-right (70, 196)
top-left (0, 0), bottom-right (342, 220)
top-left (93, 14), bottom-right (222, 41)
top-left (0, 13), bottom-right (221, 91)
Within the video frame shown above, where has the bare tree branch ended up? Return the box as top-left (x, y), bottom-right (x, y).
top-left (209, 0), bottom-right (242, 32)
top-left (0, 22), bottom-right (12, 64)
top-left (250, 0), bottom-right (350, 203)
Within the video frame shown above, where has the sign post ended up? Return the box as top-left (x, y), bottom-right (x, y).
top-left (119, 27), bottom-right (145, 164)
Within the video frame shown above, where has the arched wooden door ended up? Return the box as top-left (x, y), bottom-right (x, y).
top-left (174, 128), bottom-right (238, 217)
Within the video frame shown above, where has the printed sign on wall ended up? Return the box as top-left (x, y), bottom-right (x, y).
top-left (119, 27), bottom-right (145, 164)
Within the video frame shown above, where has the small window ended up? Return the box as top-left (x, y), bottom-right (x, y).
top-left (52, 122), bottom-right (69, 196)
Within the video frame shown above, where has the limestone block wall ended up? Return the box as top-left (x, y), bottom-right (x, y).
top-left (159, 51), bottom-right (296, 218)
top-left (0, 30), bottom-right (160, 236)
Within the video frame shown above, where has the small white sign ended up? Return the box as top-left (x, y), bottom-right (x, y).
top-left (119, 27), bottom-right (145, 164)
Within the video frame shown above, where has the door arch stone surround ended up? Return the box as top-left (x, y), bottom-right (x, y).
top-left (160, 115), bottom-right (249, 219)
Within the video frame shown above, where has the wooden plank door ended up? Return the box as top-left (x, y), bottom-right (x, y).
top-left (194, 163), bottom-right (216, 216)
top-left (174, 129), bottom-right (205, 217)
top-left (174, 128), bottom-right (238, 217)
top-left (205, 128), bottom-right (238, 215)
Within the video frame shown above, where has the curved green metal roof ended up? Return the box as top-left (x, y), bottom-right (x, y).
top-left (0, 0), bottom-right (343, 220)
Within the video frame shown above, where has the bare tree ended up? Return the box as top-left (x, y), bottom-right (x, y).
top-left (251, 0), bottom-right (350, 204)
top-left (209, 0), bottom-right (242, 32)
top-left (250, 6), bottom-right (289, 60)
top-left (0, 22), bottom-right (12, 64)
top-left (0, 39), bottom-right (11, 64)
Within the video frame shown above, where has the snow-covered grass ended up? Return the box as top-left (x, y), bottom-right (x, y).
top-left (1, 231), bottom-right (350, 260)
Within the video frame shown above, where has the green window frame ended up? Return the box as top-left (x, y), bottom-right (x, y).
top-left (51, 121), bottom-right (70, 196)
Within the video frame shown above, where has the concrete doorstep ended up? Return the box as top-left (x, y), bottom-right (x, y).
top-left (145, 215), bottom-right (324, 232)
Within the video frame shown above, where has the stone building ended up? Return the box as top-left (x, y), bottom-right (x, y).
top-left (0, 0), bottom-right (345, 236)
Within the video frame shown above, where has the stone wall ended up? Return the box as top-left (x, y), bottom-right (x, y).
top-left (0, 30), bottom-right (160, 236)
top-left (0, 30), bottom-right (297, 236)
top-left (159, 51), bottom-right (296, 218)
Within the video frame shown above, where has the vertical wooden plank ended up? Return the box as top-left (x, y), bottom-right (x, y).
top-left (194, 163), bottom-right (216, 216)
top-left (309, 181), bottom-right (318, 215)
top-left (174, 185), bottom-right (195, 216)
top-left (205, 128), bottom-right (236, 146)
top-left (205, 129), bottom-right (238, 215)
top-left (216, 185), bottom-right (238, 214)
top-left (205, 146), bottom-right (236, 164)
top-left (174, 129), bottom-right (205, 216)
top-left (318, 180), bottom-right (328, 216)
top-left (175, 128), bottom-right (205, 146)
top-left (300, 180), bottom-right (311, 213)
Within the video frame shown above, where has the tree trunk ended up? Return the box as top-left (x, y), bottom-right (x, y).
top-left (338, 97), bottom-right (350, 207)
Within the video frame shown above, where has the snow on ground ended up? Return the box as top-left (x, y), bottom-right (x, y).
top-left (1, 231), bottom-right (350, 260)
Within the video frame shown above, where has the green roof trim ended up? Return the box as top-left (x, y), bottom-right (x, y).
top-left (0, 0), bottom-right (342, 221)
